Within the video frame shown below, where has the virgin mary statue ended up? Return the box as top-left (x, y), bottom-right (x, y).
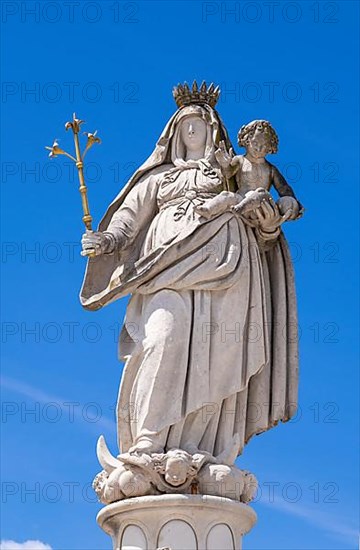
top-left (80, 83), bottom-right (300, 461)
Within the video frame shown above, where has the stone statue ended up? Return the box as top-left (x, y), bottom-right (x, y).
top-left (80, 82), bottom-right (303, 505)
top-left (195, 120), bottom-right (303, 238)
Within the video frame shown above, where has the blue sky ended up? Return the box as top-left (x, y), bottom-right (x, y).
top-left (1, 1), bottom-right (359, 549)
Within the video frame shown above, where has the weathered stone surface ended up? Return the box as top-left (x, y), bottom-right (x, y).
top-left (97, 494), bottom-right (257, 550)
top-left (94, 435), bottom-right (257, 504)
top-left (80, 81), bottom-right (303, 548)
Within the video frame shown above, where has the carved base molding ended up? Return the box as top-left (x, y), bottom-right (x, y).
top-left (97, 494), bottom-right (257, 550)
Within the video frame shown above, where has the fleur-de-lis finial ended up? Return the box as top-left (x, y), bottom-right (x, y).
top-left (65, 112), bottom-right (85, 134)
top-left (45, 139), bottom-right (62, 158)
top-left (45, 139), bottom-right (76, 161)
top-left (82, 130), bottom-right (102, 158)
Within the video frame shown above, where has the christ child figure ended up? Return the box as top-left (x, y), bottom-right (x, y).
top-left (195, 120), bottom-right (303, 222)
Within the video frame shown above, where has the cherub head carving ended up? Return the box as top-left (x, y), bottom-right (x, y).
top-left (153, 449), bottom-right (204, 487)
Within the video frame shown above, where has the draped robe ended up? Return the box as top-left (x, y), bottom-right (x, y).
top-left (81, 160), bottom-right (299, 457)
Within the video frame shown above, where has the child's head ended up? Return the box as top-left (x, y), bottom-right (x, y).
top-left (237, 120), bottom-right (279, 157)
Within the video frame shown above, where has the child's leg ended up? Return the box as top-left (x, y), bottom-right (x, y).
top-left (195, 191), bottom-right (240, 219)
top-left (232, 188), bottom-right (270, 215)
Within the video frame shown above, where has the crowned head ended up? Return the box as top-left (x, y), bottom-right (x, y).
top-left (173, 81), bottom-right (220, 109)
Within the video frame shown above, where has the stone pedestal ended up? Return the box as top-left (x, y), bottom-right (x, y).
top-left (97, 494), bottom-right (257, 550)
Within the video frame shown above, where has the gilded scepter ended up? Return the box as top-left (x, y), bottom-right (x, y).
top-left (45, 113), bottom-right (101, 258)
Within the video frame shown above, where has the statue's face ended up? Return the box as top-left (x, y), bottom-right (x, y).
top-left (180, 116), bottom-right (207, 152)
top-left (247, 129), bottom-right (269, 158)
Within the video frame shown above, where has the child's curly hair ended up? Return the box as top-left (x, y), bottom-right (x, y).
top-left (237, 120), bottom-right (279, 154)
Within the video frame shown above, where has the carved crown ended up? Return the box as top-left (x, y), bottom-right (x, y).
top-left (173, 81), bottom-right (220, 108)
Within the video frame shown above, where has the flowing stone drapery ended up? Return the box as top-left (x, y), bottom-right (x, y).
top-left (81, 92), bottom-right (302, 550)
top-left (81, 161), bottom-right (298, 457)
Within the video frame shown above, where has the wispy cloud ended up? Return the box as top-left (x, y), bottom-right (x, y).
top-left (260, 496), bottom-right (358, 545)
top-left (0, 375), bottom-right (115, 433)
top-left (0, 541), bottom-right (52, 550)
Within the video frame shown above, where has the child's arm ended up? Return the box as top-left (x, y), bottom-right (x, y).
top-left (271, 164), bottom-right (297, 197)
top-left (270, 164), bottom-right (304, 219)
top-left (229, 155), bottom-right (243, 179)
top-left (215, 141), bottom-right (241, 179)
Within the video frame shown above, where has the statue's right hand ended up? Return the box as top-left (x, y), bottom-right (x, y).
top-left (81, 231), bottom-right (113, 257)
